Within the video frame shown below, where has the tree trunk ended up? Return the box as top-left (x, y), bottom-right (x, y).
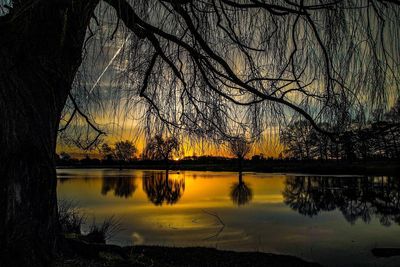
top-left (0, 1), bottom-right (98, 266)
top-left (0, 139), bottom-right (59, 267)
top-left (0, 50), bottom-right (65, 267)
top-left (238, 157), bottom-right (243, 172)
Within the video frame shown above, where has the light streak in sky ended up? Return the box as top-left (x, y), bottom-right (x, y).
top-left (89, 33), bottom-right (131, 95)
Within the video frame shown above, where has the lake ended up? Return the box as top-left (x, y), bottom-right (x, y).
top-left (57, 169), bottom-right (400, 267)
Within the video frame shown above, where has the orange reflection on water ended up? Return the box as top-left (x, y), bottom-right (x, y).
top-left (57, 169), bottom-right (400, 267)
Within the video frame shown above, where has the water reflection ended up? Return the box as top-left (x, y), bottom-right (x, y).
top-left (230, 172), bottom-right (253, 206)
top-left (101, 176), bottom-right (137, 198)
top-left (57, 170), bottom-right (400, 267)
top-left (283, 176), bottom-right (400, 226)
top-left (142, 171), bottom-right (185, 206)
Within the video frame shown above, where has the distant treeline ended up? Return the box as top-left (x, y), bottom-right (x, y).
top-left (56, 154), bottom-right (234, 166)
top-left (280, 100), bottom-right (400, 160)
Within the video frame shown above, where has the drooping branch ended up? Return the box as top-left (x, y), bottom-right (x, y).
top-left (103, 0), bottom-right (340, 138)
top-left (58, 108), bottom-right (77, 132)
top-left (65, 93), bottom-right (106, 150)
top-left (68, 0), bottom-right (400, 150)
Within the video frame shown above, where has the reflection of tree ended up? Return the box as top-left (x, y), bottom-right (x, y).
top-left (101, 176), bottom-right (137, 198)
top-left (283, 176), bottom-right (400, 226)
top-left (142, 171), bottom-right (185, 206)
top-left (230, 172), bottom-right (253, 206)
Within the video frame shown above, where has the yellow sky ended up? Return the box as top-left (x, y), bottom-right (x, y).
top-left (56, 130), bottom-right (283, 159)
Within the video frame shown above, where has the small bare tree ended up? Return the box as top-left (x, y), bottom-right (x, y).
top-left (227, 136), bottom-right (251, 171)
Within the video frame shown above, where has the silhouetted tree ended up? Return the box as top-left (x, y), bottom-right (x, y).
top-left (100, 141), bottom-right (137, 166)
top-left (100, 143), bottom-right (114, 161)
top-left (114, 140), bottom-right (137, 161)
top-left (142, 135), bottom-right (180, 169)
top-left (281, 116), bottom-right (400, 160)
top-left (280, 121), bottom-right (316, 159)
top-left (1, 1), bottom-right (399, 265)
top-left (227, 136), bottom-right (251, 171)
top-left (251, 154), bottom-right (265, 161)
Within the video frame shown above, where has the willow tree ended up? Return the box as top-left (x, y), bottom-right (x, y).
top-left (227, 136), bottom-right (251, 171)
top-left (0, 0), bottom-right (399, 266)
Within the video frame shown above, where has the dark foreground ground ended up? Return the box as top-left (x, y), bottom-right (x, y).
top-left (56, 244), bottom-right (321, 267)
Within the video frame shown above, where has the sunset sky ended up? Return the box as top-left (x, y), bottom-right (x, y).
top-left (55, 1), bottom-right (399, 160)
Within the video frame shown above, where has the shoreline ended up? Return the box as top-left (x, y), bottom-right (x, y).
top-left (57, 241), bottom-right (322, 267)
top-left (56, 159), bottom-right (400, 176)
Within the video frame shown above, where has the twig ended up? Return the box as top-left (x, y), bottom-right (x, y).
top-left (68, 93), bottom-right (106, 150)
top-left (202, 209), bottom-right (225, 240)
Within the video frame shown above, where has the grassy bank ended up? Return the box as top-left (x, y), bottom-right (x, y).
top-left (56, 201), bottom-right (322, 267)
top-left (56, 242), bottom-right (321, 267)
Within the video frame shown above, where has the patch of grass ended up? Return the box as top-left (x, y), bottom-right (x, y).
top-left (58, 200), bottom-right (86, 235)
top-left (58, 200), bottom-right (122, 244)
top-left (83, 216), bottom-right (123, 244)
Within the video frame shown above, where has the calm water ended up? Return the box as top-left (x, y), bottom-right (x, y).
top-left (57, 169), bottom-right (400, 267)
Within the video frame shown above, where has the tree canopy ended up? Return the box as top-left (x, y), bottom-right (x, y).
top-left (11, 0), bottom-right (395, 147)
top-left (100, 140), bottom-right (137, 161)
top-left (227, 136), bottom-right (251, 160)
top-left (280, 100), bottom-right (400, 160)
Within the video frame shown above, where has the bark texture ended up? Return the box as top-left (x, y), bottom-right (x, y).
top-left (0, 1), bottom-right (98, 266)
